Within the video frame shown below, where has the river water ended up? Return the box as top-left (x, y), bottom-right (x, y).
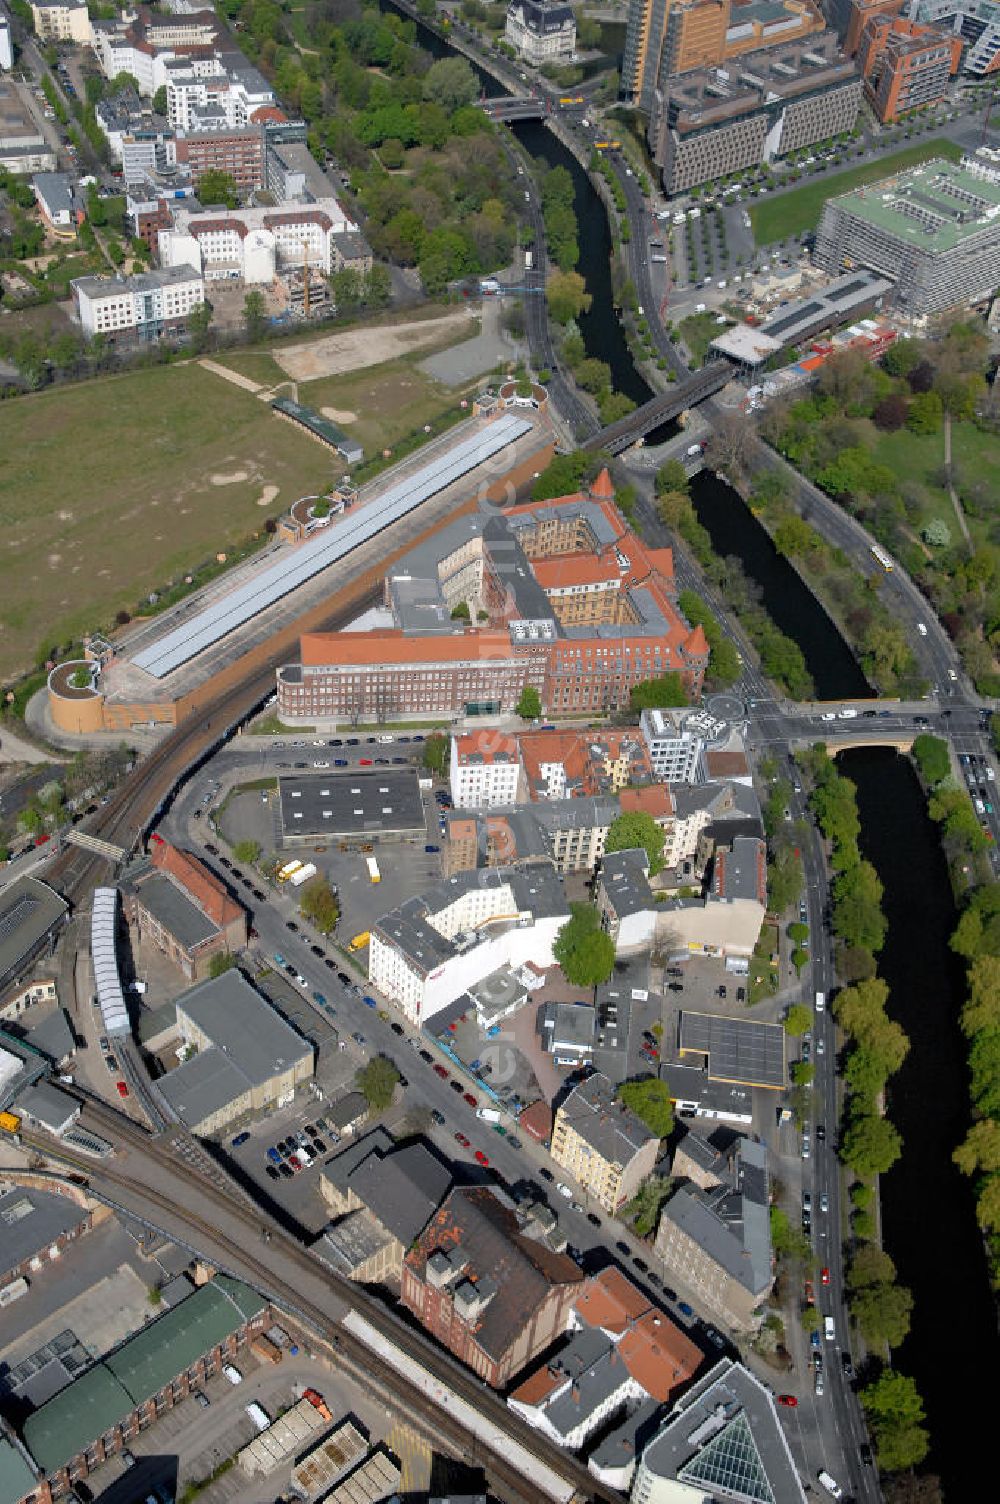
top-left (381, 2), bottom-right (992, 1484)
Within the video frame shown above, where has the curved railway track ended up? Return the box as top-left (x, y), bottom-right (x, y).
top-left (46, 587), bottom-right (382, 905)
top-left (17, 1105), bottom-right (612, 1504)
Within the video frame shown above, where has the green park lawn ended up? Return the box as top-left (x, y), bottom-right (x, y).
top-left (866, 420), bottom-right (999, 550)
top-left (0, 363), bottom-right (334, 679)
top-left (749, 140), bottom-right (964, 244)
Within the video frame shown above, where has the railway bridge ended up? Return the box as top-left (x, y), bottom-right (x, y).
top-left (584, 359), bottom-right (733, 454)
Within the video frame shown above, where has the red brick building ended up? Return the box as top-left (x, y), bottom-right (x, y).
top-left (174, 127), bottom-right (264, 193)
top-left (124, 840), bottom-right (247, 980)
top-left (857, 15), bottom-right (961, 120)
top-left (278, 473), bottom-right (708, 723)
top-left (401, 1187), bottom-right (584, 1388)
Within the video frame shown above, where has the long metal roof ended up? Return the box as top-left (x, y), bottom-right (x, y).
top-left (92, 886), bottom-right (129, 1037)
top-left (132, 414), bottom-right (533, 680)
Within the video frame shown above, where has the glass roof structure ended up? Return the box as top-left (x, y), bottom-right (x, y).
top-left (132, 414), bottom-right (533, 680)
top-left (678, 1411), bottom-right (776, 1504)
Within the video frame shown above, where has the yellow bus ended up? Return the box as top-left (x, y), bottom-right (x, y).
top-left (0, 1111), bottom-right (22, 1135)
top-left (348, 931), bottom-right (371, 952)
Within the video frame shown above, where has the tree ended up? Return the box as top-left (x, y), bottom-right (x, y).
top-left (606, 812), bottom-right (665, 876)
top-left (961, 954), bottom-right (1000, 1036)
top-left (832, 861), bottom-right (887, 953)
top-left (553, 903), bottom-right (615, 986)
top-left (298, 877), bottom-right (340, 935)
top-left (767, 848), bottom-right (802, 916)
top-left (834, 977), bottom-right (890, 1038)
top-left (625, 1174), bottom-right (674, 1235)
top-left (851, 1282), bottom-right (914, 1349)
top-left (197, 169), bottom-right (239, 208)
top-left (546, 269), bottom-right (591, 325)
top-left (187, 299), bottom-right (212, 353)
top-left (911, 733), bottom-right (950, 786)
top-left (769, 1205), bottom-right (811, 1265)
top-left (841, 1112), bottom-right (902, 1177)
top-left (516, 685), bottom-right (541, 720)
top-left (450, 601), bottom-right (470, 620)
top-left (907, 389), bottom-right (942, 434)
top-left (847, 1243), bottom-right (896, 1290)
top-left (209, 953), bottom-right (237, 978)
top-left (331, 266), bottom-right (364, 314)
top-left (800, 1304), bottom-right (821, 1333)
top-left (791, 1061), bottom-right (815, 1085)
top-left (422, 734), bottom-right (448, 775)
top-left (233, 839), bottom-right (261, 865)
top-left (861, 1372), bottom-right (930, 1472)
top-left (356, 1055), bottom-right (400, 1113)
top-left (629, 674), bottom-right (687, 711)
top-left (655, 458), bottom-right (689, 499)
top-left (152, 85), bottom-right (168, 115)
top-left (784, 1003), bottom-right (813, 1036)
top-left (873, 393), bottom-right (908, 431)
top-left (617, 1078), bottom-right (674, 1138)
top-left (423, 56), bottom-right (477, 113)
top-left (243, 289), bottom-right (267, 339)
top-left (953, 1118), bottom-right (1000, 1176)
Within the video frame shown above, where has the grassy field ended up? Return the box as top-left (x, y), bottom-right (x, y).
top-left (300, 358), bottom-right (469, 458)
top-left (749, 140), bottom-right (964, 243)
top-left (867, 420), bottom-right (998, 549)
top-left (678, 310), bottom-right (731, 369)
top-left (0, 363), bottom-right (335, 678)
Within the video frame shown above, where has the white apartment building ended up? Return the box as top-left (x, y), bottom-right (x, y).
top-left (449, 731), bottom-right (523, 810)
top-left (505, 1), bottom-right (576, 66)
top-left (370, 866), bottom-right (568, 1025)
top-left (165, 60), bottom-right (274, 131)
top-left (159, 199), bottom-right (355, 282)
top-left (92, 14), bottom-right (223, 95)
top-left (30, 0), bottom-right (92, 44)
top-left (71, 265), bottom-right (204, 340)
top-left (639, 708), bottom-right (704, 783)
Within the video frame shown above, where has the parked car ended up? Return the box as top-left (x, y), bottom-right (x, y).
top-left (231, 1131), bottom-right (250, 1148)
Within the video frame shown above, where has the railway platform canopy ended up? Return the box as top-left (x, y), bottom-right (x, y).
top-left (92, 410), bottom-right (547, 724)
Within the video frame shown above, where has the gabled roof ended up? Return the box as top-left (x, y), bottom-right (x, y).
top-left (150, 842), bottom-right (242, 930)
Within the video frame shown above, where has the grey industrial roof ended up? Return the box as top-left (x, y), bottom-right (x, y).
top-left (178, 970), bottom-right (313, 1085)
top-left (467, 966), bottom-right (528, 1022)
top-left (321, 1128), bottom-right (394, 1192)
top-left (131, 413), bottom-right (532, 679)
top-left (347, 1141), bottom-right (451, 1244)
top-left (659, 1063), bottom-right (753, 1122)
top-left (679, 1012), bottom-right (785, 1089)
top-left (640, 1359), bottom-right (806, 1504)
top-left (0, 1185), bottom-right (89, 1282)
top-left (588, 1394), bottom-right (663, 1479)
top-left (0, 1032), bottom-right (46, 1114)
top-left (157, 1045), bottom-right (250, 1126)
top-left (713, 836), bottom-right (766, 905)
top-left (541, 1001), bottom-right (596, 1054)
top-left (600, 849), bottom-right (653, 917)
top-left (326, 1091), bottom-right (368, 1130)
top-left (522, 1327), bottom-right (627, 1440)
top-left (32, 172), bottom-right (75, 216)
top-left (0, 1434), bottom-right (38, 1504)
top-left (136, 873), bottom-right (218, 949)
top-left (24, 1006), bottom-right (75, 1064)
top-left (556, 1071), bottom-right (658, 1162)
top-left (318, 1208), bottom-right (394, 1272)
top-left (16, 1080), bottom-right (78, 1132)
top-left (279, 769), bottom-right (424, 839)
top-left (660, 1139), bottom-right (771, 1296)
top-left (759, 270), bottom-right (893, 344)
top-left (0, 878), bottom-right (68, 991)
top-left (71, 265), bottom-right (201, 299)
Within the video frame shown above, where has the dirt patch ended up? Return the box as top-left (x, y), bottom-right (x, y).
top-left (211, 470), bottom-right (251, 486)
top-left (275, 310), bottom-right (475, 382)
top-left (255, 484), bottom-right (280, 508)
top-left (321, 406), bottom-right (359, 424)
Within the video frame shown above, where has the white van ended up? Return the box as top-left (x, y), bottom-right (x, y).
top-left (222, 1364), bottom-right (242, 1385)
top-left (824, 1315), bottom-right (835, 1342)
top-left (245, 1402), bottom-right (270, 1433)
top-left (815, 992), bottom-right (826, 1013)
top-left (818, 1472), bottom-right (843, 1500)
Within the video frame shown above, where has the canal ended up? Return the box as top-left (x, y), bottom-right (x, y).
top-left (382, 5), bottom-right (992, 1480)
top-left (842, 748), bottom-right (995, 1495)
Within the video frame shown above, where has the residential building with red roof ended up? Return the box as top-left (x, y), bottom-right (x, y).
top-left (449, 729), bottom-right (524, 809)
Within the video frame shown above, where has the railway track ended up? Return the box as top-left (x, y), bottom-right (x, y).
top-left (45, 587), bottom-right (382, 907)
top-left (16, 1109), bottom-right (609, 1504)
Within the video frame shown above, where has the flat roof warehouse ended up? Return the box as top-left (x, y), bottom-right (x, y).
top-left (131, 415), bottom-right (532, 681)
top-left (279, 769), bottom-right (426, 842)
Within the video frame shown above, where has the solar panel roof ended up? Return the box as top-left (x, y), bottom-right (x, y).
top-left (132, 415), bottom-right (532, 680)
top-left (679, 1011), bottom-right (785, 1089)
